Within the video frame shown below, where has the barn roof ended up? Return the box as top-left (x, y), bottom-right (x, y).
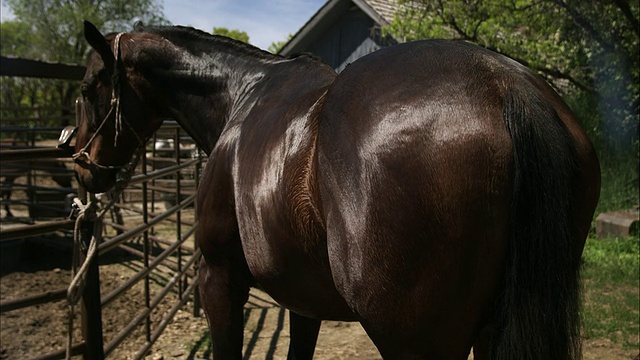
top-left (363, 0), bottom-right (397, 24)
top-left (278, 0), bottom-right (399, 56)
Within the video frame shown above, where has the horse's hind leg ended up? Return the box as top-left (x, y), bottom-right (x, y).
top-left (287, 312), bottom-right (321, 360)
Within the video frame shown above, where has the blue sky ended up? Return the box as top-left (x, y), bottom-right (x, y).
top-left (0, 0), bottom-right (326, 50)
top-left (162, 0), bottom-right (325, 50)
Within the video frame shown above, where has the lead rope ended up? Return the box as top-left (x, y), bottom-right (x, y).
top-left (64, 146), bottom-right (143, 359)
top-left (112, 33), bottom-right (124, 147)
top-left (65, 197), bottom-right (99, 360)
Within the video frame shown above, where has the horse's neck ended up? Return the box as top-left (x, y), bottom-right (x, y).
top-left (156, 47), bottom-right (332, 155)
top-left (156, 49), bottom-right (283, 154)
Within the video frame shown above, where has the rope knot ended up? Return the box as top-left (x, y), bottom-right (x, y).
top-left (67, 197), bottom-right (99, 305)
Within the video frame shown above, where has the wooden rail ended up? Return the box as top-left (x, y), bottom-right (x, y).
top-left (0, 56), bottom-right (85, 80)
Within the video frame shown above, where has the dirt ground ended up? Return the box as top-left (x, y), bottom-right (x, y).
top-left (1, 237), bottom-right (638, 360)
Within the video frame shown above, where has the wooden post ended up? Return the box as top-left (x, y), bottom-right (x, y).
top-left (75, 98), bottom-right (105, 359)
top-left (175, 128), bottom-right (183, 298)
top-left (142, 152), bottom-right (152, 344)
top-left (79, 202), bottom-right (105, 360)
top-left (192, 148), bottom-right (202, 318)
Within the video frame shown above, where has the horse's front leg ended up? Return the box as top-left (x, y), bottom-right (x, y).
top-left (287, 311), bottom-right (321, 360)
top-left (198, 253), bottom-right (249, 359)
top-left (196, 155), bottom-right (253, 359)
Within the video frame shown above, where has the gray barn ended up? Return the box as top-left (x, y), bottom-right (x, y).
top-left (279, 0), bottom-right (399, 72)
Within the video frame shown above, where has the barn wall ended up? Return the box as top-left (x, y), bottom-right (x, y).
top-left (305, 7), bottom-right (392, 72)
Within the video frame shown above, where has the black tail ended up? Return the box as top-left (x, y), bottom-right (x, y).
top-left (493, 84), bottom-right (582, 360)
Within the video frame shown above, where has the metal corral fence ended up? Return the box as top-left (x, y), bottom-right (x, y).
top-left (0, 56), bottom-right (205, 359)
top-left (1, 126), bottom-right (76, 222)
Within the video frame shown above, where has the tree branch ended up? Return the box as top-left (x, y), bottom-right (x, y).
top-left (553, 0), bottom-right (617, 53)
top-left (612, 0), bottom-right (640, 37)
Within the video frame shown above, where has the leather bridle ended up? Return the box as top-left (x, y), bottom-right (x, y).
top-left (64, 32), bottom-right (147, 190)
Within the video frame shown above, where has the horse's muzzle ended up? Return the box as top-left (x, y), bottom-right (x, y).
top-left (74, 163), bottom-right (118, 194)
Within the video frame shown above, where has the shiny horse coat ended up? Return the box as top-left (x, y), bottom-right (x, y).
top-left (76, 21), bottom-right (600, 359)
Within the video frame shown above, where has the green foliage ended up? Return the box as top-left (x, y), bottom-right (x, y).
top-left (0, 77), bottom-right (77, 128)
top-left (0, 0), bottom-right (168, 127)
top-left (387, 0), bottom-right (639, 158)
top-left (581, 236), bottom-right (639, 347)
top-left (5, 0), bottom-right (168, 63)
top-left (0, 20), bottom-right (37, 58)
top-left (596, 155), bottom-right (639, 215)
top-left (564, 91), bottom-right (638, 216)
top-left (212, 27), bottom-right (249, 43)
top-left (268, 33), bottom-right (293, 54)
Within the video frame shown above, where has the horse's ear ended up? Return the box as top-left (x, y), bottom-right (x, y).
top-left (84, 20), bottom-right (114, 69)
top-left (133, 21), bottom-right (145, 31)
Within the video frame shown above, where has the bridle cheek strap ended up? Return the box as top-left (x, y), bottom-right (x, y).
top-left (72, 32), bottom-right (145, 173)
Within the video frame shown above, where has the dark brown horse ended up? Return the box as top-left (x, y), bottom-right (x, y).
top-left (75, 21), bottom-right (600, 359)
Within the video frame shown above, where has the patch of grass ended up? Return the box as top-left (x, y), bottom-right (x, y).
top-left (595, 155), bottom-right (638, 215)
top-left (581, 235), bottom-right (640, 348)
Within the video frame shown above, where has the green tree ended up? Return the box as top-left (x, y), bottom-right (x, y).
top-left (269, 33), bottom-right (293, 54)
top-left (1, 0), bottom-right (168, 127)
top-left (5, 0), bottom-right (168, 63)
top-left (212, 27), bottom-right (249, 43)
top-left (387, 0), bottom-right (639, 155)
top-left (0, 20), bottom-right (38, 58)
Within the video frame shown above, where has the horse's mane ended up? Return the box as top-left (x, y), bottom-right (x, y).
top-left (133, 23), bottom-right (285, 62)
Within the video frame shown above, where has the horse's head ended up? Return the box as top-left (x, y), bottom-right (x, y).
top-left (74, 21), bottom-right (164, 193)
